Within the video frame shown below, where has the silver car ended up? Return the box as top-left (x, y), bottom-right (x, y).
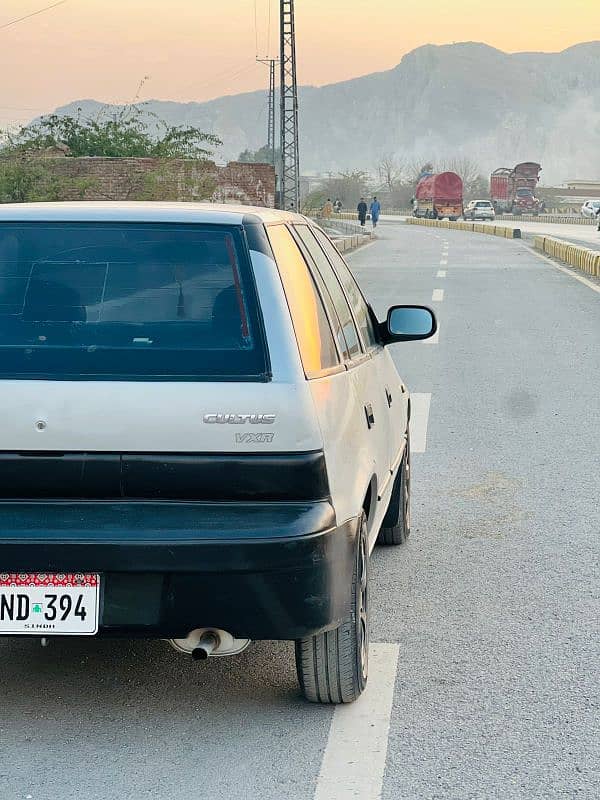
top-left (581, 200), bottom-right (600, 219)
top-left (463, 200), bottom-right (496, 221)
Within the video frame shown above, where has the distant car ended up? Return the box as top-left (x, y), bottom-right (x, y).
top-left (581, 200), bottom-right (600, 219)
top-left (463, 200), bottom-right (495, 221)
top-left (0, 201), bottom-right (437, 705)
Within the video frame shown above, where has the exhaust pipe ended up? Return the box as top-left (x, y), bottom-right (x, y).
top-left (191, 631), bottom-right (221, 661)
top-left (168, 628), bottom-right (250, 657)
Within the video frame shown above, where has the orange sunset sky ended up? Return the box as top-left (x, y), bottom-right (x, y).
top-left (0, 0), bottom-right (598, 126)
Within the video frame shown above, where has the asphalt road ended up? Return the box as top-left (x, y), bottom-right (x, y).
top-left (2, 224), bottom-right (599, 800)
top-left (381, 213), bottom-right (600, 251)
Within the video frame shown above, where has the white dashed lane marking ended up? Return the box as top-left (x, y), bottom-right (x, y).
top-left (409, 393), bottom-right (431, 453)
top-left (432, 288), bottom-right (444, 302)
top-left (439, 259), bottom-right (448, 265)
top-left (436, 270), bottom-right (447, 277)
top-left (314, 643), bottom-right (400, 800)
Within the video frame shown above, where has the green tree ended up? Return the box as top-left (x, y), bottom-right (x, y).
top-left (303, 170), bottom-right (373, 213)
top-left (238, 144), bottom-right (280, 164)
top-left (2, 106), bottom-right (221, 160)
top-left (0, 156), bottom-right (95, 203)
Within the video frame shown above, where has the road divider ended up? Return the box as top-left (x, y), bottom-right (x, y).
top-left (334, 232), bottom-right (373, 253)
top-left (406, 217), bottom-right (522, 239)
top-left (497, 213), bottom-right (596, 225)
top-left (533, 235), bottom-right (600, 277)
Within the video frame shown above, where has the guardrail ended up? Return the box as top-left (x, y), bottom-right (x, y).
top-left (533, 235), bottom-right (600, 277)
top-left (405, 217), bottom-right (521, 239)
top-left (496, 213), bottom-right (596, 226)
top-left (307, 210), bottom-right (598, 227)
top-left (311, 215), bottom-right (370, 237)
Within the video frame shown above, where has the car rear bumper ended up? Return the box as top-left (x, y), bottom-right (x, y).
top-left (0, 501), bottom-right (357, 640)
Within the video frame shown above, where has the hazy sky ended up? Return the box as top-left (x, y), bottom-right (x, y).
top-left (0, 0), bottom-right (597, 127)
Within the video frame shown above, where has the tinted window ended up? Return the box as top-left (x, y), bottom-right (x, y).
top-left (310, 227), bottom-right (379, 350)
top-left (266, 224), bottom-right (339, 376)
top-left (0, 223), bottom-right (267, 380)
top-left (293, 226), bottom-right (361, 359)
top-left (289, 228), bottom-right (350, 360)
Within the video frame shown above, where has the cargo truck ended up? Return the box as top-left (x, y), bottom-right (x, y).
top-left (414, 172), bottom-right (463, 220)
top-left (490, 162), bottom-right (542, 215)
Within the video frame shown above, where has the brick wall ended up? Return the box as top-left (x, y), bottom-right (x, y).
top-left (24, 156), bottom-right (276, 207)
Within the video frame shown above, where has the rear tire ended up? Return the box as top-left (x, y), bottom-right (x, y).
top-left (295, 512), bottom-right (369, 704)
top-left (377, 435), bottom-right (410, 546)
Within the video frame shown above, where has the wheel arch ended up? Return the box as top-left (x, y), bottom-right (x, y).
top-left (362, 473), bottom-right (378, 531)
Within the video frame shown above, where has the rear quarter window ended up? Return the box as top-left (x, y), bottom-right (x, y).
top-left (0, 222), bottom-right (268, 380)
top-left (266, 224), bottom-right (340, 377)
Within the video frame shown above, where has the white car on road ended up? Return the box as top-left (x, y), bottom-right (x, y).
top-left (0, 202), bottom-right (436, 704)
top-left (581, 200), bottom-right (600, 219)
top-left (463, 200), bottom-right (496, 221)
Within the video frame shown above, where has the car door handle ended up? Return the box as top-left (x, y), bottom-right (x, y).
top-left (364, 403), bottom-right (375, 429)
top-left (385, 388), bottom-right (393, 407)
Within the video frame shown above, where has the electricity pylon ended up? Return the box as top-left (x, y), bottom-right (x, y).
top-left (279, 0), bottom-right (299, 210)
top-left (257, 57), bottom-right (278, 167)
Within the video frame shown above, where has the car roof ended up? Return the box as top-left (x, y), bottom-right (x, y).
top-left (0, 201), bottom-right (308, 226)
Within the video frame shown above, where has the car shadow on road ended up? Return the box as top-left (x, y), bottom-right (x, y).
top-left (2, 638), bottom-right (333, 799)
top-left (1, 636), bottom-right (307, 711)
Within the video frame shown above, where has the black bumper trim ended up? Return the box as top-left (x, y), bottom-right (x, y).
top-left (0, 501), bottom-right (357, 640)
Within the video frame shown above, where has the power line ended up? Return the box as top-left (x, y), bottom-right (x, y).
top-left (0, 0), bottom-right (69, 32)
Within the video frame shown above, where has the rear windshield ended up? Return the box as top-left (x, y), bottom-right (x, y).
top-left (0, 222), bottom-right (268, 380)
top-left (475, 202), bottom-right (492, 207)
top-left (516, 188), bottom-right (533, 197)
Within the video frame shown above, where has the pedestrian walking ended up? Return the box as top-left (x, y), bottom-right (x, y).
top-left (596, 205), bottom-right (600, 231)
top-left (370, 196), bottom-right (381, 228)
top-left (357, 197), bottom-right (368, 227)
top-left (334, 198), bottom-right (342, 213)
top-left (322, 198), bottom-right (333, 219)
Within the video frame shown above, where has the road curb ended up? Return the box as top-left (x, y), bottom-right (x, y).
top-left (533, 235), bottom-right (600, 278)
top-left (405, 216), bottom-right (522, 239)
top-left (334, 232), bottom-right (374, 253)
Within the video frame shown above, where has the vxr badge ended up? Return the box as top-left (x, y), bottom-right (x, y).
top-left (235, 433), bottom-right (275, 444)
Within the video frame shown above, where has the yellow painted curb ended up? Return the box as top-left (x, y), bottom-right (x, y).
top-left (534, 235), bottom-right (600, 277)
top-left (405, 216), bottom-right (521, 239)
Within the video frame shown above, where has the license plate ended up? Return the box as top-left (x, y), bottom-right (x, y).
top-left (0, 573), bottom-right (99, 635)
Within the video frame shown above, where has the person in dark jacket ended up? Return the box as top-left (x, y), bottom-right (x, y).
top-left (357, 197), bottom-right (368, 226)
top-left (596, 205), bottom-right (600, 232)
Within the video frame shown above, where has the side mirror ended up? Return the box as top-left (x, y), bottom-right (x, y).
top-left (380, 305), bottom-right (437, 344)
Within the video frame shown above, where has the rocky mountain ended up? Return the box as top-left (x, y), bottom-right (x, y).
top-left (48, 41), bottom-right (600, 183)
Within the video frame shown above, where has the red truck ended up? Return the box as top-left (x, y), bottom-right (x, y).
top-left (414, 172), bottom-right (463, 221)
top-left (490, 162), bottom-right (542, 215)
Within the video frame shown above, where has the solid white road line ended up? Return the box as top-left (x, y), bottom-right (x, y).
top-left (432, 288), bottom-right (444, 302)
top-left (436, 270), bottom-right (447, 278)
top-left (408, 393), bottom-right (431, 453)
top-left (314, 643), bottom-right (400, 800)
top-left (439, 259), bottom-right (448, 265)
top-left (530, 247), bottom-right (600, 295)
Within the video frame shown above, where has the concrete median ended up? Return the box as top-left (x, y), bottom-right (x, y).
top-left (534, 235), bottom-right (600, 277)
top-left (334, 232), bottom-right (372, 253)
top-left (405, 216), bottom-right (522, 239)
